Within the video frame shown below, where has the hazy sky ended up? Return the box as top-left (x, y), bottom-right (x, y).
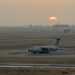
top-left (0, 0), bottom-right (75, 26)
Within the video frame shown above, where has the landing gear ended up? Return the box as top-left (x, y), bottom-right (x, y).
top-left (53, 49), bottom-right (57, 52)
top-left (33, 52), bottom-right (37, 54)
top-left (39, 51), bottom-right (49, 54)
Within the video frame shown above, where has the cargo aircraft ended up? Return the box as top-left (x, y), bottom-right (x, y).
top-left (28, 38), bottom-right (60, 54)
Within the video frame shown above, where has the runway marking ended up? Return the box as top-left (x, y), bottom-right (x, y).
top-left (0, 64), bottom-right (75, 68)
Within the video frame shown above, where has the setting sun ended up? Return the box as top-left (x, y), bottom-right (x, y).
top-left (49, 16), bottom-right (58, 21)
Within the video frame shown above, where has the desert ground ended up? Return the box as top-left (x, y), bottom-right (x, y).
top-left (0, 67), bottom-right (75, 75)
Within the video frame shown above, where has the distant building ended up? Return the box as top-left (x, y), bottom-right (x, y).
top-left (52, 24), bottom-right (70, 28)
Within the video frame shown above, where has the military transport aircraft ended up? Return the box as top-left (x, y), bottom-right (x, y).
top-left (28, 38), bottom-right (60, 54)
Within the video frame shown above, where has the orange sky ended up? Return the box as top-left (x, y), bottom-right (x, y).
top-left (0, 0), bottom-right (75, 26)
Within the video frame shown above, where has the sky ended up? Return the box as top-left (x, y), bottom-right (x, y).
top-left (0, 0), bottom-right (75, 26)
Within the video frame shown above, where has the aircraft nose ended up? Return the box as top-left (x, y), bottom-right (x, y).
top-left (28, 49), bottom-right (30, 51)
top-left (28, 48), bottom-right (31, 51)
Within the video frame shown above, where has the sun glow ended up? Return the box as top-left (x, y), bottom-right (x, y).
top-left (49, 16), bottom-right (58, 21)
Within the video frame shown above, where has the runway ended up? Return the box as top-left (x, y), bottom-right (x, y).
top-left (0, 48), bottom-right (75, 58)
top-left (0, 64), bottom-right (75, 68)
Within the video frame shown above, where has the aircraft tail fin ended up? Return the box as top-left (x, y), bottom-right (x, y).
top-left (55, 38), bottom-right (60, 46)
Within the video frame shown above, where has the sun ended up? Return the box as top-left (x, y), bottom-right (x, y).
top-left (49, 16), bottom-right (58, 21)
